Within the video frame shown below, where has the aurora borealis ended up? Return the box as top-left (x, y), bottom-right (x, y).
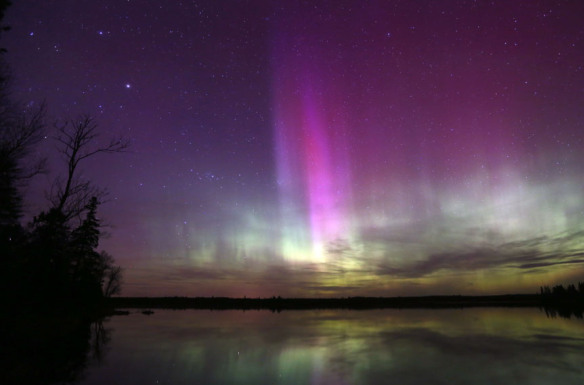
top-left (4, 1), bottom-right (584, 297)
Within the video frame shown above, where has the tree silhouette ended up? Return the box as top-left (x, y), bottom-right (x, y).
top-left (27, 208), bottom-right (71, 300)
top-left (51, 115), bottom-right (129, 221)
top-left (0, 89), bottom-right (127, 308)
top-left (0, 61), bottom-right (46, 302)
top-left (68, 197), bottom-right (105, 301)
top-left (0, 0), bottom-right (126, 310)
top-left (25, 118), bottom-right (128, 306)
top-left (0, 83), bottom-right (45, 248)
top-left (0, 0), bottom-right (11, 53)
top-left (101, 252), bottom-right (123, 297)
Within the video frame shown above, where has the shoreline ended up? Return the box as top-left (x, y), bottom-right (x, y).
top-left (107, 294), bottom-right (546, 311)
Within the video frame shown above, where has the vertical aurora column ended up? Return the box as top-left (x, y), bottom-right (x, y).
top-left (272, 57), bottom-right (353, 262)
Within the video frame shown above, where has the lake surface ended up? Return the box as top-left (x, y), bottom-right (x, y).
top-left (78, 308), bottom-right (583, 384)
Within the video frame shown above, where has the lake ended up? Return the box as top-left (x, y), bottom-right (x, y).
top-left (36, 307), bottom-right (584, 384)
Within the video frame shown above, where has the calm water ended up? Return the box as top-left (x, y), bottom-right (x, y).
top-left (76, 308), bottom-right (583, 385)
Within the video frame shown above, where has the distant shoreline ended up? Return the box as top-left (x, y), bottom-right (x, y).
top-left (108, 294), bottom-right (550, 311)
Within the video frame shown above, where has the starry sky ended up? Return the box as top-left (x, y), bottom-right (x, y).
top-left (4, 0), bottom-right (584, 297)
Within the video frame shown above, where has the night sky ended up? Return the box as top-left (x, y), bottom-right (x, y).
top-left (4, 1), bottom-right (584, 297)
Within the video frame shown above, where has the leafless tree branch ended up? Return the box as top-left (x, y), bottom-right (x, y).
top-left (0, 101), bottom-right (47, 174)
top-left (51, 115), bottom-right (129, 221)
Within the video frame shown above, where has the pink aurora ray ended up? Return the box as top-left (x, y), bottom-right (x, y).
top-left (272, 54), bottom-right (353, 260)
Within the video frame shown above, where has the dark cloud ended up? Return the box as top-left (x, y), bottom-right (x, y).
top-left (371, 229), bottom-right (584, 278)
top-left (517, 258), bottom-right (584, 270)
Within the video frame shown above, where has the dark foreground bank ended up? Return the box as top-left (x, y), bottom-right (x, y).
top-left (108, 294), bottom-right (545, 311)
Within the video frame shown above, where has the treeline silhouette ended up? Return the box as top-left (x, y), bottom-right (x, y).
top-left (539, 282), bottom-right (584, 299)
top-left (1, 194), bottom-right (123, 310)
top-left (0, 2), bottom-right (124, 312)
top-left (539, 282), bottom-right (584, 319)
top-left (109, 294), bottom-right (542, 312)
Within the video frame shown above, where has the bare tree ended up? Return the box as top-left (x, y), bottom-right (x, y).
top-left (103, 264), bottom-right (123, 297)
top-left (0, 102), bottom-right (46, 175)
top-left (100, 251), bottom-right (122, 297)
top-left (50, 115), bottom-right (129, 221)
top-left (0, 97), bottom-right (46, 227)
top-left (0, 56), bottom-right (47, 181)
top-left (0, 9), bottom-right (46, 216)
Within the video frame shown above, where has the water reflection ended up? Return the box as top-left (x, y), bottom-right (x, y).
top-left (542, 305), bottom-right (584, 319)
top-left (0, 315), bottom-right (111, 385)
top-left (76, 308), bottom-right (584, 385)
